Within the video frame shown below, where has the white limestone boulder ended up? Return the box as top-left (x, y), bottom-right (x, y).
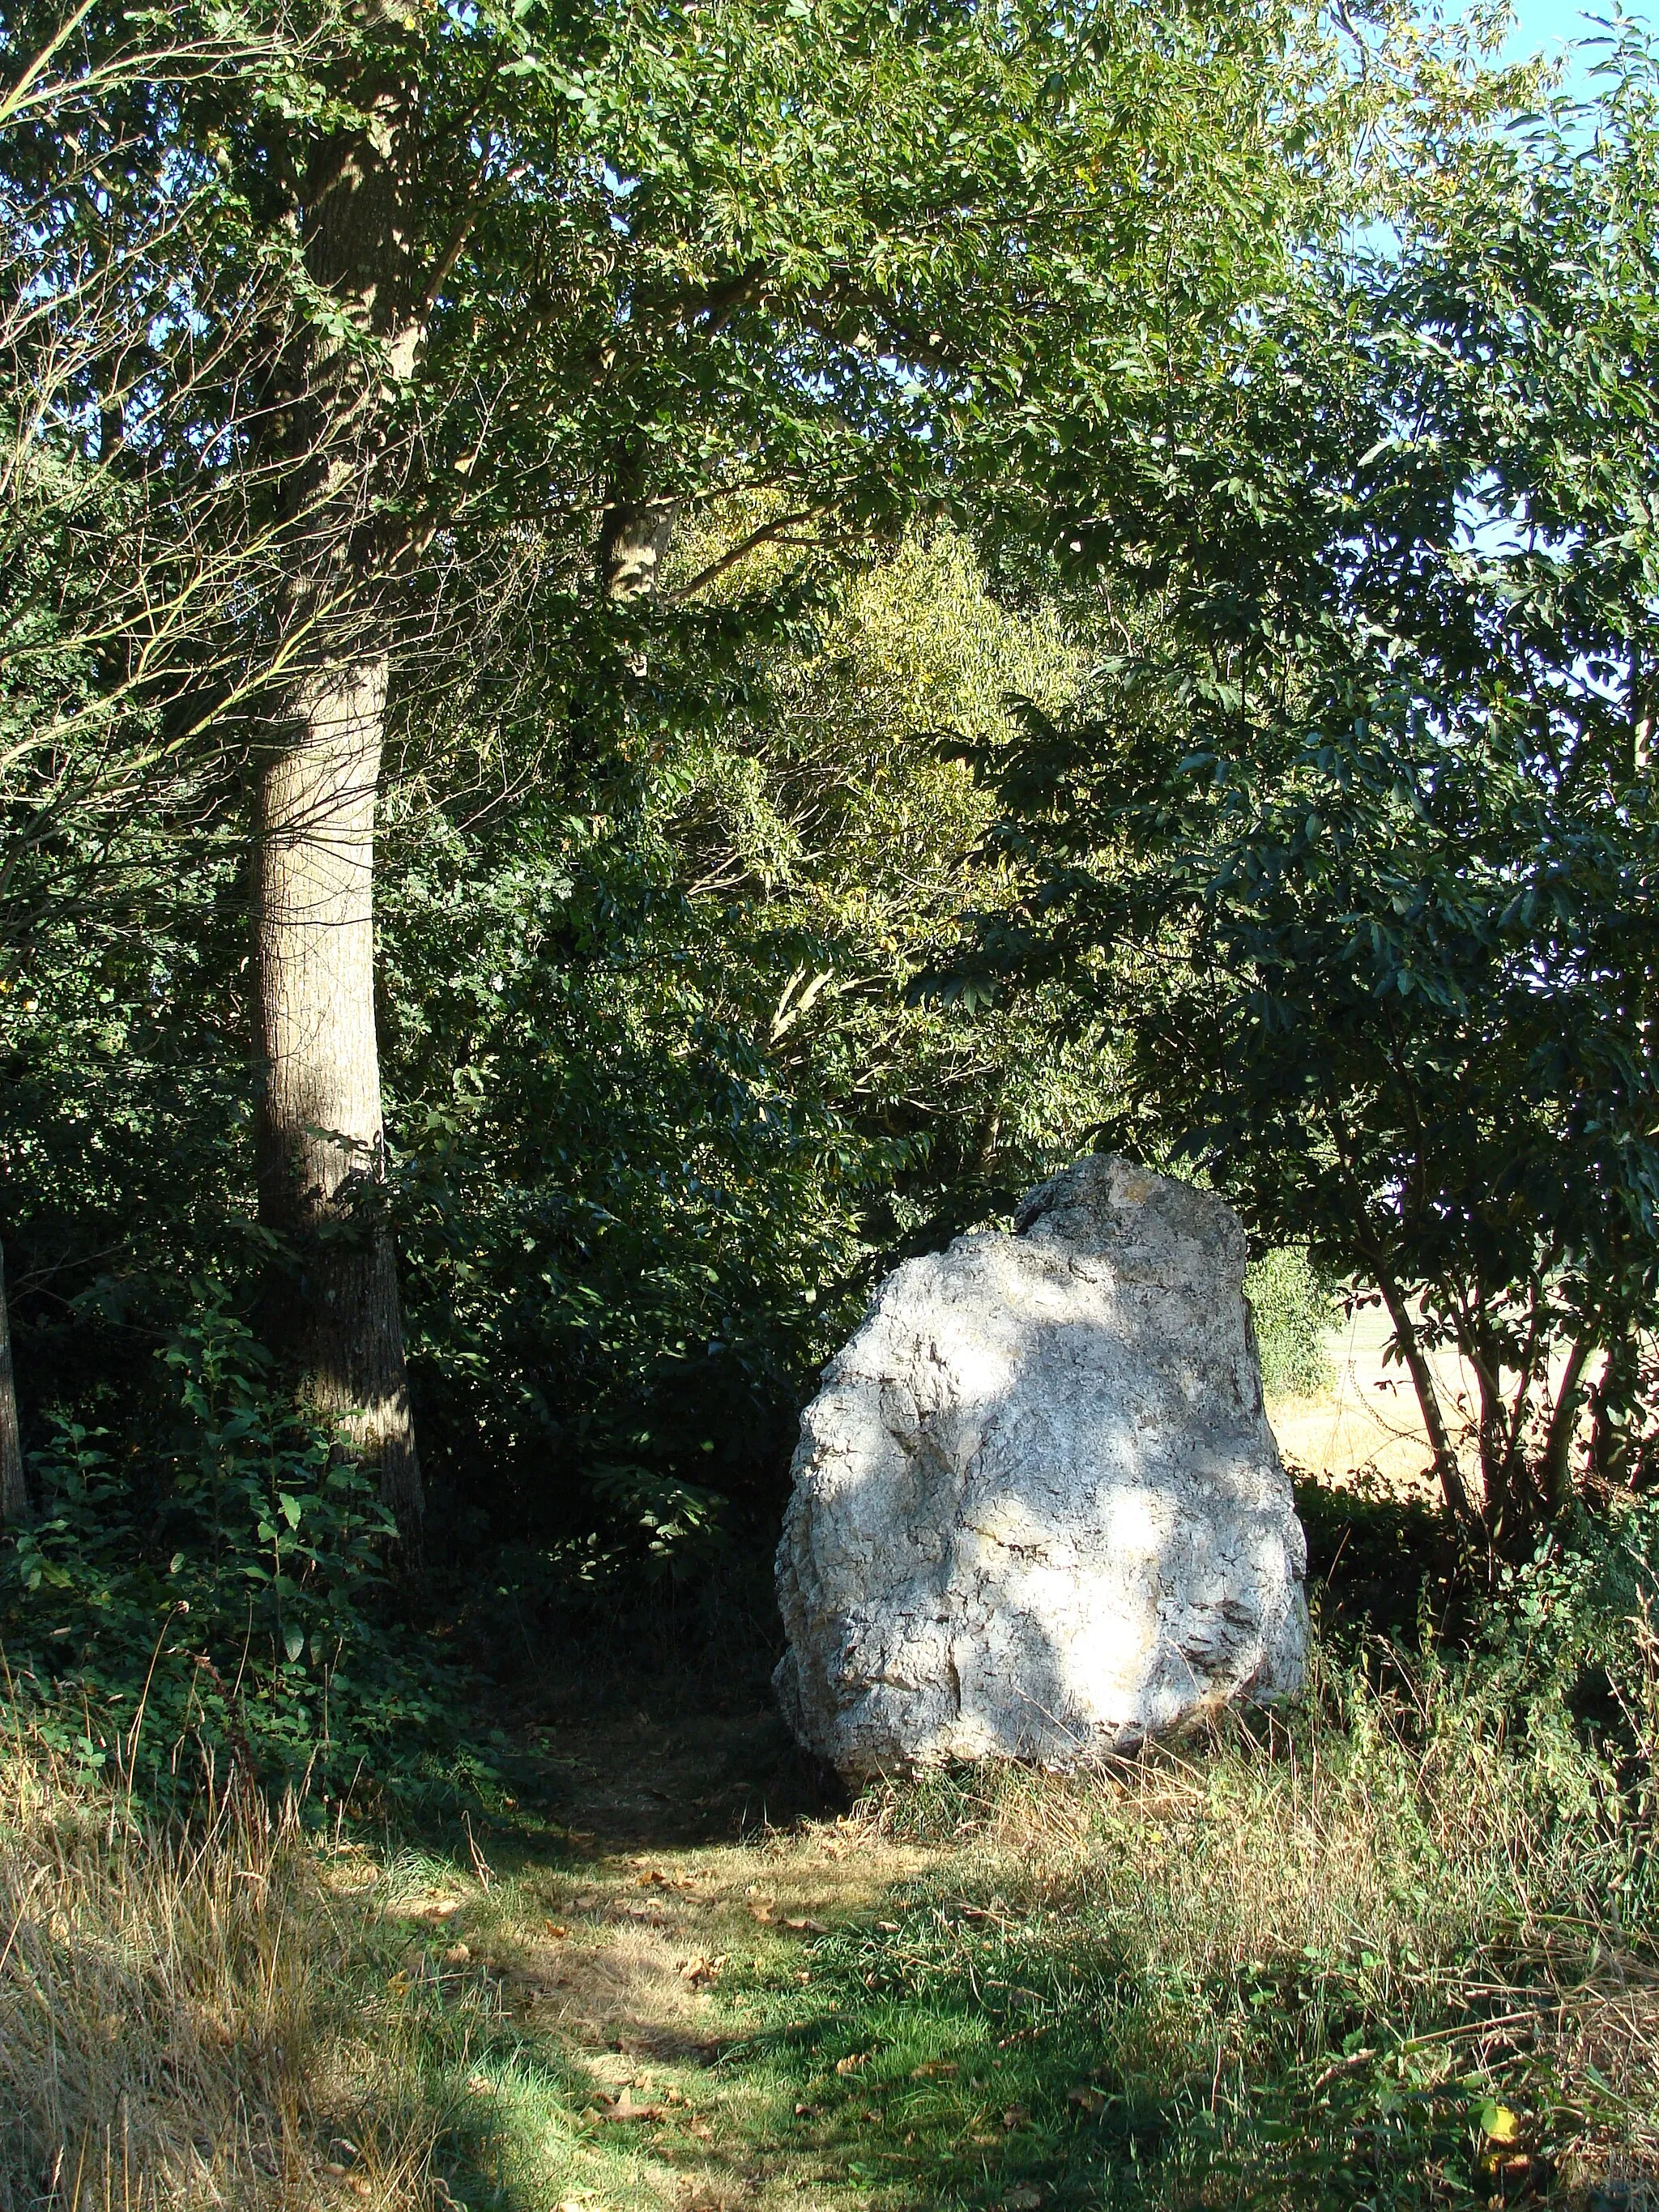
top-left (774, 1156), bottom-right (1307, 1775)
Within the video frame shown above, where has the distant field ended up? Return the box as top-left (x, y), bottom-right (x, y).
top-left (1266, 1302), bottom-right (1593, 1499)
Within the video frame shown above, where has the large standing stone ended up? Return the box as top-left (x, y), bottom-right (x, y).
top-left (774, 1156), bottom-right (1307, 1775)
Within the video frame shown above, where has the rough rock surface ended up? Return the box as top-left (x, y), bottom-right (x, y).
top-left (774, 1156), bottom-right (1307, 1775)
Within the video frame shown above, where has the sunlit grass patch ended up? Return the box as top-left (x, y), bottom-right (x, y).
top-left (710, 1649), bottom-right (1657, 2210)
top-left (0, 1738), bottom-right (468, 2212)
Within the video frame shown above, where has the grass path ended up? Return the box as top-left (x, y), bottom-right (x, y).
top-left (4, 1625), bottom-right (1655, 2212)
top-left (341, 1654), bottom-right (1657, 2212)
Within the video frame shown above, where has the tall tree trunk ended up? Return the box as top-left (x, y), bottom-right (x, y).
top-left (250, 54), bottom-right (429, 1554)
top-left (254, 657), bottom-right (422, 1552)
top-left (0, 1239), bottom-right (24, 1524)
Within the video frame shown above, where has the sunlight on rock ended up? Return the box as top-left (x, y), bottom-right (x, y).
top-left (776, 1157), bottom-right (1307, 1775)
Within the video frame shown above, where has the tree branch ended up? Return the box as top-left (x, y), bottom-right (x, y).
top-left (667, 511), bottom-right (821, 601)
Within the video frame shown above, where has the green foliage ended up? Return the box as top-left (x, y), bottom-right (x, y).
top-left (1491, 1495), bottom-right (1659, 1803)
top-left (0, 1299), bottom-right (482, 1806)
top-left (6, 0), bottom-right (1653, 1723)
top-left (966, 33), bottom-right (1659, 1543)
top-left (3, 0), bottom-right (1358, 1612)
top-left (1294, 1475), bottom-right (1446, 1645)
top-left (1247, 1247), bottom-right (1334, 1400)
top-left (376, 531), bottom-right (1108, 1580)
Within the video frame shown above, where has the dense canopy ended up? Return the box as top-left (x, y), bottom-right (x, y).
top-left (1, 0), bottom-right (1656, 1767)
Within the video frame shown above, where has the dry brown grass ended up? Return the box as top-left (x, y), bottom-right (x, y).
top-left (834, 1648), bottom-right (1659, 2201)
top-left (0, 1748), bottom-right (454, 2212)
top-left (0, 1726), bottom-right (931, 2212)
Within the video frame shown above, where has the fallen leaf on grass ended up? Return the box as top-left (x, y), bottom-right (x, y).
top-left (784, 1916), bottom-right (828, 1934)
top-left (1479, 2102), bottom-right (1523, 2145)
top-left (679, 1954), bottom-right (725, 1985)
top-left (544, 1920), bottom-right (569, 1937)
top-left (1068, 2084), bottom-right (1105, 2115)
top-left (1002, 2105), bottom-right (1030, 2130)
top-left (876, 1920), bottom-right (900, 1933)
top-left (592, 2086), bottom-right (664, 2124)
top-left (911, 2061), bottom-right (958, 2078)
top-left (442, 1942), bottom-right (471, 1964)
top-left (834, 2052), bottom-right (868, 2075)
top-left (747, 1900), bottom-right (775, 1924)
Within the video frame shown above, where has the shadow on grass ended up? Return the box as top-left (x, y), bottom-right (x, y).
top-left (396, 1482), bottom-right (1651, 2212)
top-left (1294, 1471), bottom-right (1453, 1645)
top-left (709, 1877), bottom-right (1563, 2212)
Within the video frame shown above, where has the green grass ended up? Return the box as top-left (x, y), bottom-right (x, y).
top-left (3, 1634), bottom-right (1655, 2212)
top-left (693, 1656), bottom-right (1654, 2211)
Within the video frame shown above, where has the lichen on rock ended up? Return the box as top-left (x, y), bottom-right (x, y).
top-left (774, 1155), bottom-right (1307, 1776)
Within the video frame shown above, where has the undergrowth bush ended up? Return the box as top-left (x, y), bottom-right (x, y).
top-left (0, 1297), bottom-right (486, 1811)
top-left (1490, 1493), bottom-right (1659, 1826)
top-left (1245, 1247), bottom-right (1335, 1400)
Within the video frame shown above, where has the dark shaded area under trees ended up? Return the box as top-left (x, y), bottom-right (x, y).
top-left (0, 0), bottom-right (1656, 1824)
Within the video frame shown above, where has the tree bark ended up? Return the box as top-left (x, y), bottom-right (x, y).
top-left (0, 1239), bottom-right (24, 1524)
top-left (601, 491), bottom-right (678, 603)
top-left (254, 657), bottom-right (422, 1551)
top-left (1540, 1333), bottom-right (1593, 1514)
top-left (249, 48), bottom-right (429, 1555)
top-left (1375, 1272), bottom-right (1479, 1535)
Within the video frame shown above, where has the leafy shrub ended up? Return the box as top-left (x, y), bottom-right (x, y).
top-left (0, 1294), bottom-right (481, 1807)
top-left (1247, 1247), bottom-right (1334, 1400)
top-left (962, 51), bottom-right (1659, 1549)
top-left (376, 528), bottom-right (1104, 1583)
top-left (1489, 1497), bottom-right (1659, 1822)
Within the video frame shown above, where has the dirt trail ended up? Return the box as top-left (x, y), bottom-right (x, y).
top-left (354, 1626), bottom-right (1657, 2212)
top-left (376, 1657), bottom-right (949, 2212)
